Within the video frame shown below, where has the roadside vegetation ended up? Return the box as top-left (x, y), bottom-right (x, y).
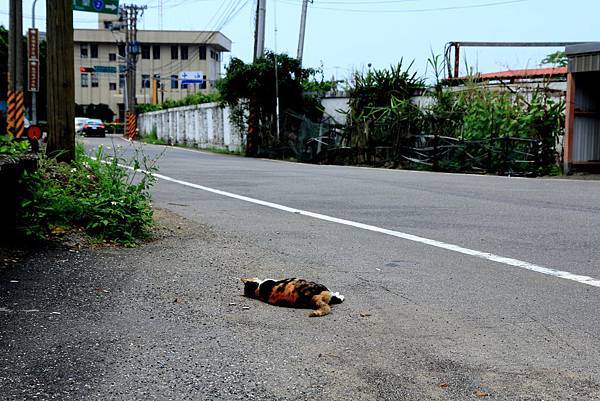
top-left (135, 92), bottom-right (221, 114)
top-left (139, 127), bottom-right (167, 145)
top-left (134, 51), bottom-right (565, 176)
top-left (16, 144), bottom-right (157, 246)
top-left (0, 135), bottom-right (30, 156)
top-left (343, 55), bottom-right (565, 175)
top-left (218, 51), bottom-right (329, 157)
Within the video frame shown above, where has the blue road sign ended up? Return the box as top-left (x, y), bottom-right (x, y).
top-left (73, 0), bottom-right (119, 15)
top-left (93, 0), bottom-right (104, 11)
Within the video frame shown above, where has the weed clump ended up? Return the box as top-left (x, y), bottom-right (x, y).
top-left (17, 144), bottom-right (157, 246)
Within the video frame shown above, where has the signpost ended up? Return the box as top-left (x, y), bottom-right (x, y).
top-left (27, 28), bottom-right (39, 93)
top-left (28, 60), bottom-right (39, 93)
top-left (178, 71), bottom-right (204, 86)
top-left (72, 0), bottom-right (119, 14)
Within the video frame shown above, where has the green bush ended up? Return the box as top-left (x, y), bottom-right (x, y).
top-left (17, 144), bottom-right (157, 245)
top-left (0, 135), bottom-right (30, 156)
top-left (217, 52), bottom-right (325, 155)
top-left (136, 92), bottom-right (221, 114)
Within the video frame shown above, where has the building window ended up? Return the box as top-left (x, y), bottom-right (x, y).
top-left (80, 44), bottom-right (88, 58)
top-left (109, 53), bottom-right (117, 62)
top-left (119, 74), bottom-right (125, 89)
top-left (201, 75), bottom-right (207, 90)
top-left (181, 82), bottom-right (188, 89)
top-left (91, 73), bottom-right (99, 88)
top-left (152, 45), bottom-right (160, 60)
top-left (109, 82), bottom-right (117, 91)
top-left (153, 74), bottom-right (161, 89)
top-left (170, 75), bottom-right (178, 89)
top-left (90, 43), bottom-right (98, 59)
top-left (142, 74), bottom-right (151, 89)
top-left (81, 73), bottom-right (89, 87)
top-left (171, 45), bottom-right (178, 60)
top-left (210, 49), bottom-right (220, 61)
top-left (141, 45), bottom-right (150, 59)
top-left (199, 45), bottom-right (206, 60)
top-left (118, 43), bottom-right (125, 57)
top-left (181, 46), bottom-right (188, 60)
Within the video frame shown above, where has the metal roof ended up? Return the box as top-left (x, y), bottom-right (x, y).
top-left (476, 67), bottom-right (567, 80)
top-left (453, 67), bottom-right (567, 82)
top-left (567, 44), bottom-right (600, 74)
top-left (566, 43), bottom-right (600, 56)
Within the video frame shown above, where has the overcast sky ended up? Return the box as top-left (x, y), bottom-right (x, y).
top-left (1, 0), bottom-right (597, 82)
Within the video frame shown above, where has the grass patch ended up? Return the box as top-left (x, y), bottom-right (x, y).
top-left (139, 127), bottom-right (167, 145)
top-left (203, 146), bottom-right (243, 156)
top-left (16, 143), bottom-right (158, 246)
top-left (172, 143), bottom-right (243, 156)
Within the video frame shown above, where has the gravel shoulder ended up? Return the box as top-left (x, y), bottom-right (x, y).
top-left (1, 209), bottom-right (598, 401)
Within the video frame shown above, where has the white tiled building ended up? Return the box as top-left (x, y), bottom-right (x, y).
top-left (73, 21), bottom-right (231, 121)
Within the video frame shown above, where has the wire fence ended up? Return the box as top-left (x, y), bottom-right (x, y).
top-left (279, 112), bottom-right (557, 177)
top-left (397, 134), bottom-right (552, 176)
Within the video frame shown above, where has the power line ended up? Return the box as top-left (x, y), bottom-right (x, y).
top-left (285, 0), bottom-right (420, 3)
top-left (147, 1), bottom-right (249, 77)
top-left (139, 1), bottom-right (249, 82)
top-left (279, 0), bottom-right (528, 13)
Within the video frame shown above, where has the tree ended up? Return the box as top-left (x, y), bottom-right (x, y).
top-left (217, 52), bottom-right (323, 156)
top-left (541, 51), bottom-right (568, 67)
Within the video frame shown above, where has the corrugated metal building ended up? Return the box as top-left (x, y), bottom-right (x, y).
top-left (564, 43), bottom-right (600, 172)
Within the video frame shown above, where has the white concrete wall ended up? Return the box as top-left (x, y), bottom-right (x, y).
top-left (321, 97), bottom-right (350, 124)
top-left (138, 102), bottom-right (244, 151)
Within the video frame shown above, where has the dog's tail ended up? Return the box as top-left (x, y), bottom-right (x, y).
top-left (329, 291), bottom-right (345, 305)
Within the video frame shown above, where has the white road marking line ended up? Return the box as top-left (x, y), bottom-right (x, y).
top-left (118, 163), bottom-right (600, 289)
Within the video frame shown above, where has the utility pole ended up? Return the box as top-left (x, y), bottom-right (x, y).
top-left (297, 0), bottom-right (312, 65)
top-left (7, 0), bottom-right (24, 139)
top-left (158, 0), bottom-right (164, 30)
top-left (121, 4), bottom-right (146, 138)
top-left (46, 0), bottom-right (75, 162)
top-left (254, 0), bottom-right (266, 60)
top-left (247, 0), bottom-right (267, 156)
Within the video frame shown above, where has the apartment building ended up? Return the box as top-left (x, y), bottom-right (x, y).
top-left (73, 24), bottom-right (231, 121)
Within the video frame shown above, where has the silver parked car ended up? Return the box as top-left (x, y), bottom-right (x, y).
top-left (75, 117), bottom-right (88, 135)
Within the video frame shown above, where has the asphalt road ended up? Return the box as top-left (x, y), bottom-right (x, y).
top-left (2, 135), bottom-right (600, 400)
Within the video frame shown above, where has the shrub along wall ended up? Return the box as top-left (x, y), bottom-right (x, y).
top-left (336, 63), bottom-right (565, 175)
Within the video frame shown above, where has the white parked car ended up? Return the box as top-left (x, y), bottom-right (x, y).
top-left (75, 117), bottom-right (88, 135)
